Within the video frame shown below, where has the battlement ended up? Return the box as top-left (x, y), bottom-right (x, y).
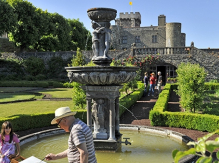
top-left (119, 12), bottom-right (141, 20)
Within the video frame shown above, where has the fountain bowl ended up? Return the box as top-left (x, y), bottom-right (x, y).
top-left (87, 8), bottom-right (117, 22)
top-left (66, 66), bottom-right (139, 85)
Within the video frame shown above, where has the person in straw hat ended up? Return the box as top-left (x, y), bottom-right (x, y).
top-left (45, 107), bottom-right (97, 163)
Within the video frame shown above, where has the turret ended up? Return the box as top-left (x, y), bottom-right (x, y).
top-left (115, 12), bottom-right (141, 28)
top-left (158, 15), bottom-right (166, 26)
top-left (166, 23), bottom-right (182, 47)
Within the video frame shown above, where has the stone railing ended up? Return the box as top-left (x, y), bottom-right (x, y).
top-left (132, 47), bottom-right (192, 56)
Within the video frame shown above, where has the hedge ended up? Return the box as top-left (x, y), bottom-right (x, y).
top-left (0, 110), bottom-right (87, 132)
top-left (0, 81), bottom-right (71, 88)
top-left (149, 83), bottom-right (219, 132)
top-left (119, 82), bottom-right (144, 116)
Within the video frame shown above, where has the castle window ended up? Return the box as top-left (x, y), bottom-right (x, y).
top-left (135, 36), bottom-right (140, 43)
top-left (122, 36), bottom-right (127, 44)
top-left (152, 35), bottom-right (157, 43)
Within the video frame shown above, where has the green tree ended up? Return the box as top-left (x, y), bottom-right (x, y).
top-left (68, 19), bottom-right (92, 50)
top-left (7, 0), bottom-right (40, 51)
top-left (49, 13), bottom-right (71, 51)
top-left (0, 0), bottom-right (17, 35)
top-left (176, 62), bottom-right (206, 113)
top-left (31, 9), bottom-right (51, 51)
top-left (70, 47), bottom-right (86, 109)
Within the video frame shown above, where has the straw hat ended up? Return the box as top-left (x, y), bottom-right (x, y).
top-left (151, 72), bottom-right (155, 75)
top-left (51, 107), bottom-right (77, 124)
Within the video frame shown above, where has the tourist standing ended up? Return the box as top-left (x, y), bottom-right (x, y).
top-left (143, 72), bottom-right (149, 97)
top-left (148, 72), bottom-right (157, 96)
top-left (157, 71), bottom-right (162, 95)
top-left (45, 107), bottom-right (97, 163)
top-left (0, 121), bottom-right (20, 163)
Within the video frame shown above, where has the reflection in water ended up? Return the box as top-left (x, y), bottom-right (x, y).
top-left (21, 130), bottom-right (188, 163)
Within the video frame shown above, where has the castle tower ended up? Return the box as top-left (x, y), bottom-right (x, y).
top-left (166, 23), bottom-right (182, 47)
top-left (158, 15), bottom-right (166, 26)
top-left (115, 12), bottom-right (141, 28)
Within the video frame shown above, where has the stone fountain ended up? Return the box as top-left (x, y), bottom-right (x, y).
top-left (65, 7), bottom-right (138, 151)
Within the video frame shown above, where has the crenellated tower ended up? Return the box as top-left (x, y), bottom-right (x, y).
top-left (115, 12), bottom-right (141, 28)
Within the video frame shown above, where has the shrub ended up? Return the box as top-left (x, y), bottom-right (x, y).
top-left (71, 48), bottom-right (86, 66)
top-left (47, 56), bottom-right (65, 78)
top-left (176, 62), bottom-right (206, 113)
top-left (24, 57), bottom-right (45, 76)
top-left (35, 74), bottom-right (47, 80)
top-left (72, 82), bottom-right (86, 109)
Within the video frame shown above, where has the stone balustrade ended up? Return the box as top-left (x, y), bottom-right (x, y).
top-left (133, 47), bottom-right (191, 56)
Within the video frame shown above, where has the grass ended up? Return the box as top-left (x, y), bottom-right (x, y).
top-left (0, 86), bottom-right (138, 118)
top-left (37, 88), bottom-right (72, 98)
top-left (0, 101), bottom-right (78, 118)
top-left (0, 87), bottom-right (75, 118)
top-left (0, 93), bottom-right (36, 103)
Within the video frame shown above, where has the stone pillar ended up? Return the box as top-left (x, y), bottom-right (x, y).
top-left (171, 48), bottom-right (173, 54)
top-left (87, 98), bottom-right (92, 130)
top-left (109, 98), bottom-right (116, 141)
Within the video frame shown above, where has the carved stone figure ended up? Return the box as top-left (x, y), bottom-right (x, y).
top-left (92, 99), bottom-right (106, 134)
top-left (91, 21), bottom-right (111, 60)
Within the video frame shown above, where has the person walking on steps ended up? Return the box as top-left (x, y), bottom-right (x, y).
top-left (157, 71), bottom-right (162, 95)
top-left (148, 72), bottom-right (157, 96)
top-left (143, 72), bottom-right (149, 97)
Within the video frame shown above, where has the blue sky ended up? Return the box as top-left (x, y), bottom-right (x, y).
top-left (27, 0), bottom-right (219, 49)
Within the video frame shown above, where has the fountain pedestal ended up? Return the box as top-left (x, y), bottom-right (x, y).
top-left (66, 7), bottom-right (139, 152)
top-left (82, 85), bottom-right (122, 151)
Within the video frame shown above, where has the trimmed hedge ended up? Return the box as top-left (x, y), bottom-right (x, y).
top-left (0, 110), bottom-right (87, 132)
top-left (149, 83), bottom-right (219, 132)
top-left (119, 82), bottom-right (144, 116)
top-left (0, 81), bottom-right (68, 88)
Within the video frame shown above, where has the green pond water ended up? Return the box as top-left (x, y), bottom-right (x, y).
top-left (20, 130), bottom-right (188, 163)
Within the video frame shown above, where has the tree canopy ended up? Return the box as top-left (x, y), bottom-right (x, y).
top-left (2, 0), bottom-right (91, 52)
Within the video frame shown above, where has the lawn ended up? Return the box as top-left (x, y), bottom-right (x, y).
top-left (37, 88), bottom-right (73, 98)
top-left (0, 87), bottom-right (134, 118)
top-left (0, 87), bottom-right (76, 118)
top-left (0, 101), bottom-right (82, 118)
top-left (0, 93), bottom-right (35, 103)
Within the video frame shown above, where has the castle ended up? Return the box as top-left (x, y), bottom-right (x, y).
top-left (109, 12), bottom-right (219, 82)
top-left (111, 12), bottom-right (185, 50)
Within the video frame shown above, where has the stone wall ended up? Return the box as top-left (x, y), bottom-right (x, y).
top-left (1, 49), bottom-right (131, 63)
top-left (1, 48), bottom-right (218, 81)
top-left (1, 51), bottom-right (76, 63)
top-left (111, 25), bottom-right (167, 50)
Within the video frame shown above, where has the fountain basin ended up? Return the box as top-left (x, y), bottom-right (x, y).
top-left (19, 125), bottom-right (197, 163)
top-left (87, 8), bottom-right (117, 22)
top-left (66, 66), bottom-right (138, 85)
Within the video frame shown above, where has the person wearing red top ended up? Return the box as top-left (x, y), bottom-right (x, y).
top-left (148, 72), bottom-right (157, 96)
